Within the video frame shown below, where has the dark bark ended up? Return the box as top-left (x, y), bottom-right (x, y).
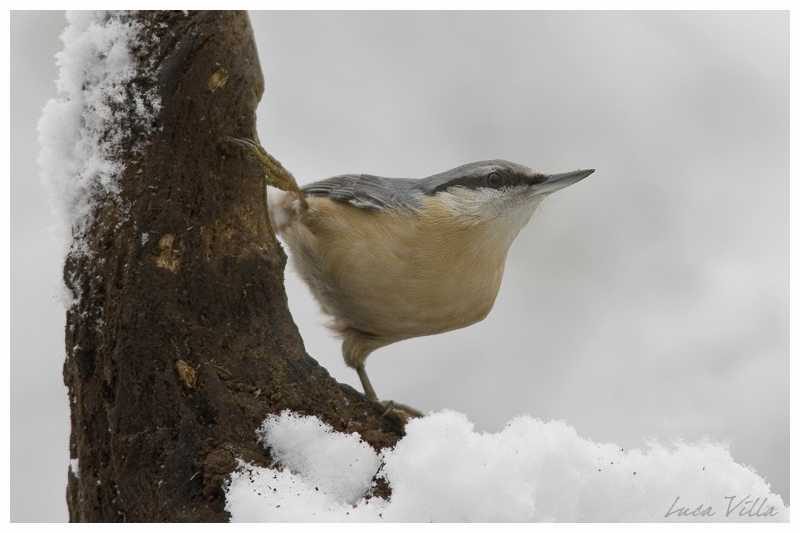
top-left (62, 11), bottom-right (404, 522)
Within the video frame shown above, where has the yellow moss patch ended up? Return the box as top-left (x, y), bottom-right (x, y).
top-left (208, 68), bottom-right (229, 91)
top-left (155, 233), bottom-right (181, 272)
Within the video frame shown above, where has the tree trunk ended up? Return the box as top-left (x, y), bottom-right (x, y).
top-left (62, 10), bottom-right (404, 522)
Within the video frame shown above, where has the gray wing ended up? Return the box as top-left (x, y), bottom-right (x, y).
top-left (301, 174), bottom-right (425, 212)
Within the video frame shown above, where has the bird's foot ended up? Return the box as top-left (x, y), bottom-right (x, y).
top-left (380, 400), bottom-right (424, 422)
top-left (223, 136), bottom-right (308, 209)
top-left (353, 363), bottom-right (422, 421)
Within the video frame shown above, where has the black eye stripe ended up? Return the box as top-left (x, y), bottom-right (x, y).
top-left (423, 164), bottom-right (534, 196)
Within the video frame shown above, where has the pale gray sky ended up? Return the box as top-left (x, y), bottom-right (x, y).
top-left (11, 10), bottom-right (788, 522)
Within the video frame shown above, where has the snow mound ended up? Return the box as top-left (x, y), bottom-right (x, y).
top-left (226, 410), bottom-right (787, 522)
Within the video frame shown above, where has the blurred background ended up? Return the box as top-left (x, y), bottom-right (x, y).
top-left (11, 10), bottom-right (788, 521)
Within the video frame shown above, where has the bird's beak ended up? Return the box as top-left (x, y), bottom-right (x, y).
top-left (532, 168), bottom-right (594, 195)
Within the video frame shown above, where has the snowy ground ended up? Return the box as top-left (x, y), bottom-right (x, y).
top-left (226, 410), bottom-right (787, 522)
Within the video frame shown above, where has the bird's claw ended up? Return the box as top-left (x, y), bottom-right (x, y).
top-left (380, 399), bottom-right (424, 421)
top-left (223, 136), bottom-right (308, 209)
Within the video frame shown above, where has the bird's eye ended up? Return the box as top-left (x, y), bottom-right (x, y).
top-left (487, 172), bottom-right (503, 188)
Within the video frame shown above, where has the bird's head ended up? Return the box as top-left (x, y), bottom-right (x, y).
top-left (418, 160), bottom-right (593, 229)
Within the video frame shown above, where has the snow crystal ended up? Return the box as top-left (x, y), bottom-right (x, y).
top-left (226, 410), bottom-right (788, 523)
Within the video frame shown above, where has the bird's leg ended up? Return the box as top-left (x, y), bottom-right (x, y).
top-left (356, 363), bottom-right (424, 419)
top-left (355, 363), bottom-right (379, 402)
top-left (223, 136), bottom-right (308, 210)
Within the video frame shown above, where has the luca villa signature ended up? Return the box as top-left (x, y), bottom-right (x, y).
top-left (665, 495), bottom-right (780, 518)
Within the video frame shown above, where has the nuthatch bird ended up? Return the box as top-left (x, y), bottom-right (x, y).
top-left (228, 139), bottom-right (593, 407)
